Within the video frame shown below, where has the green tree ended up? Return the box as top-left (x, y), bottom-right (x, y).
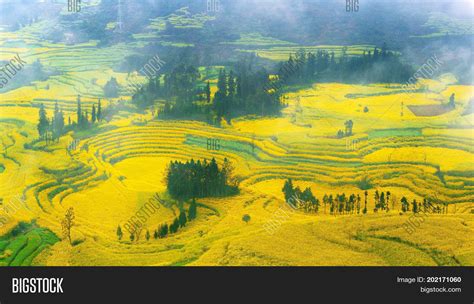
top-left (37, 103), bottom-right (49, 140)
top-left (363, 190), bottom-right (368, 214)
top-left (401, 197), bottom-right (409, 212)
top-left (92, 104), bottom-right (97, 123)
top-left (449, 93), bottom-right (455, 108)
top-left (282, 178), bottom-right (294, 202)
top-left (145, 230), bottom-right (150, 241)
top-left (344, 120), bottom-right (353, 136)
top-left (97, 99), bottom-right (102, 121)
top-left (228, 70), bottom-right (236, 97)
top-left (323, 194), bottom-right (328, 214)
top-left (52, 101), bottom-right (64, 141)
top-left (116, 225), bottom-right (123, 240)
top-left (374, 190), bottom-right (380, 211)
top-left (217, 69), bottom-right (228, 96)
top-left (104, 77), bottom-right (119, 98)
top-left (379, 192), bottom-right (386, 210)
top-left (206, 81), bottom-right (211, 103)
top-left (242, 214), bottom-right (251, 223)
top-left (188, 198), bottom-right (197, 220)
top-left (160, 223), bottom-right (169, 238)
top-left (412, 199), bottom-right (418, 213)
top-left (170, 218), bottom-right (180, 234)
top-left (179, 210), bottom-right (187, 227)
top-left (61, 207), bottom-right (75, 245)
top-left (213, 69), bottom-right (229, 117)
top-left (76, 95), bottom-right (82, 126)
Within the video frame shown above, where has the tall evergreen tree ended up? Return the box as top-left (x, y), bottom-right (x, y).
top-left (160, 223), bottom-right (169, 237)
top-left (412, 199), bottom-right (418, 213)
top-left (282, 178), bottom-right (294, 202)
top-left (401, 197), bottom-right (409, 212)
top-left (188, 198), bottom-right (197, 220)
top-left (178, 210), bottom-right (187, 227)
top-left (76, 95), bottom-right (82, 125)
top-left (206, 81), bottom-right (211, 103)
top-left (363, 190), bottom-right (368, 214)
top-left (228, 70), bottom-right (236, 97)
top-left (116, 225), bottom-right (123, 240)
top-left (217, 69), bottom-right (228, 96)
top-left (92, 104), bottom-right (97, 123)
top-left (52, 101), bottom-right (64, 141)
top-left (37, 103), bottom-right (49, 140)
top-left (170, 218), bottom-right (180, 233)
top-left (97, 99), bottom-right (102, 121)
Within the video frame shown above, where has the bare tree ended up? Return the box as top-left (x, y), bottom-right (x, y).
top-left (61, 207), bottom-right (75, 245)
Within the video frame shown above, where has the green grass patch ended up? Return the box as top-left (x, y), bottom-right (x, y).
top-left (368, 128), bottom-right (422, 139)
top-left (0, 221), bottom-right (60, 266)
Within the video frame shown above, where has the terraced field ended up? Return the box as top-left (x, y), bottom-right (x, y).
top-left (237, 45), bottom-right (377, 61)
top-left (0, 221), bottom-right (59, 266)
top-left (0, 13), bottom-right (473, 266)
top-left (1, 77), bottom-right (472, 266)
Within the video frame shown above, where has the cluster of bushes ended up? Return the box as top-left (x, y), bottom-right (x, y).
top-left (36, 96), bottom-right (105, 145)
top-left (166, 158), bottom-right (239, 200)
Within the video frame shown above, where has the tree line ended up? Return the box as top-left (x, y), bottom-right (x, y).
top-left (131, 45), bottom-right (412, 124)
top-left (116, 199), bottom-right (198, 242)
top-left (274, 45), bottom-right (413, 85)
top-left (282, 179), bottom-right (448, 215)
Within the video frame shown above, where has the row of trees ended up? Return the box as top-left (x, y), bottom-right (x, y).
top-left (37, 102), bottom-right (64, 142)
top-left (276, 45), bottom-right (413, 85)
top-left (116, 199), bottom-right (198, 242)
top-left (400, 196), bottom-right (447, 214)
top-left (153, 199), bottom-right (197, 239)
top-left (36, 96), bottom-right (104, 142)
top-left (282, 179), bottom-right (448, 215)
top-left (76, 95), bottom-right (103, 130)
top-left (166, 158), bottom-right (239, 200)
